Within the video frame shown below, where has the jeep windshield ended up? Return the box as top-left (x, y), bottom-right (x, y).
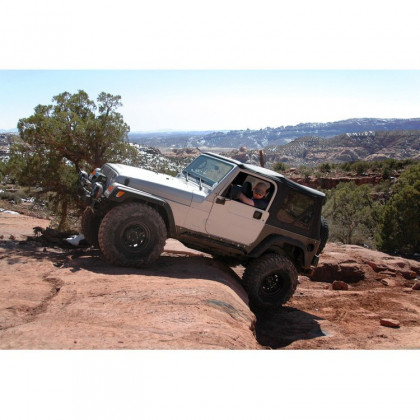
top-left (181, 155), bottom-right (235, 187)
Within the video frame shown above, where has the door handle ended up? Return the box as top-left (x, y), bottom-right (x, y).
top-left (216, 197), bottom-right (226, 205)
top-left (253, 211), bottom-right (262, 219)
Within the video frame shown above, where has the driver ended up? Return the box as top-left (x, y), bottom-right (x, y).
top-left (238, 181), bottom-right (270, 210)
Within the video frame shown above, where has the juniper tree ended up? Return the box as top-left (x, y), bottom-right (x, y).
top-left (7, 90), bottom-right (138, 229)
top-left (323, 182), bottom-right (380, 245)
top-left (376, 163), bottom-right (420, 254)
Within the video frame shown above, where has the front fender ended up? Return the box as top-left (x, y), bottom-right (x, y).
top-left (106, 183), bottom-right (176, 237)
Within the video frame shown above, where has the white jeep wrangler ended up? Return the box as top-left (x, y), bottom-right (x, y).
top-left (79, 152), bottom-right (328, 311)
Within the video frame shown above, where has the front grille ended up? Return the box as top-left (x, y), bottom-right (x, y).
top-left (101, 166), bottom-right (117, 189)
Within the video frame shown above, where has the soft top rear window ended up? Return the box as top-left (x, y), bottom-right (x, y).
top-left (277, 189), bottom-right (316, 230)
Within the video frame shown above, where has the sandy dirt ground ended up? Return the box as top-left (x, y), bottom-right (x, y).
top-left (1, 211), bottom-right (420, 350)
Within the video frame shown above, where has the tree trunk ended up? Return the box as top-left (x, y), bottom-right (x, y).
top-left (58, 199), bottom-right (69, 231)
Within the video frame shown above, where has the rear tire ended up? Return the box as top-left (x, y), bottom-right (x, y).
top-left (243, 253), bottom-right (298, 312)
top-left (98, 202), bottom-right (167, 267)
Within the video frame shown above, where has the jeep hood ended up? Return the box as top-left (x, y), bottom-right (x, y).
top-left (104, 163), bottom-right (206, 205)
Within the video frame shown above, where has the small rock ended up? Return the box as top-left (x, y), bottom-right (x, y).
top-left (380, 278), bottom-right (397, 287)
top-left (367, 261), bottom-right (381, 272)
top-left (412, 282), bottom-right (420, 291)
top-left (403, 271), bottom-right (417, 280)
top-left (332, 280), bottom-right (349, 290)
top-left (380, 318), bottom-right (401, 328)
top-left (9, 235), bottom-right (16, 240)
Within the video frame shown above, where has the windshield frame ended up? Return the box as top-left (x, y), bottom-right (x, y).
top-left (182, 154), bottom-right (235, 187)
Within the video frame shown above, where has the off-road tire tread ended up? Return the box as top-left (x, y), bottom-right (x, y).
top-left (243, 253), bottom-right (298, 311)
top-left (98, 202), bottom-right (167, 267)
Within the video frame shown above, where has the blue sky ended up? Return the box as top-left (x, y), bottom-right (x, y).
top-left (2, 2), bottom-right (420, 132)
top-left (1, 70), bottom-right (420, 132)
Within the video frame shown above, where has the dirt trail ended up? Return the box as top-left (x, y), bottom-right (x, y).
top-left (1, 212), bottom-right (420, 349)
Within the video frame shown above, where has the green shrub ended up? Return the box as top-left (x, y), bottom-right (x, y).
top-left (319, 163), bottom-right (331, 173)
top-left (323, 182), bottom-right (381, 245)
top-left (273, 162), bottom-right (287, 172)
top-left (376, 163), bottom-right (420, 254)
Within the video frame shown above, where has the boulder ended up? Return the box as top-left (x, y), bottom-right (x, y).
top-left (309, 254), bottom-right (364, 283)
top-left (311, 244), bottom-right (420, 286)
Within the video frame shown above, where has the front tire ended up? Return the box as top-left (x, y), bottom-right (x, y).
top-left (243, 253), bottom-right (298, 312)
top-left (98, 202), bottom-right (167, 267)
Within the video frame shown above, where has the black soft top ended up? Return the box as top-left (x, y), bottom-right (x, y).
top-left (204, 152), bottom-right (325, 200)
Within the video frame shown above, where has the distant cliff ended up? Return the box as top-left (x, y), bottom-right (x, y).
top-left (262, 130), bottom-right (420, 167)
top-left (128, 118), bottom-right (420, 149)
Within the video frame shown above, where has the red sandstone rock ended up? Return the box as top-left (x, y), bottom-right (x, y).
top-left (2, 213), bottom-right (420, 350)
top-left (380, 278), bottom-right (397, 287)
top-left (309, 254), bottom-right (364, 283)
top-left (289, 175), bottom-right (384, 190)
top-left (403, 271), bottom-right (418, 280)
top-left (380, 318), bottom-right (401, 328)
top-left (311, 244), bottom-right (420, 286)
top-left (332, 280), bottom-right (349, 290)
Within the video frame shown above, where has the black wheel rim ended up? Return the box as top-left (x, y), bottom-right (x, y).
top-left (260, 273), bottom-right (286, 298)
top-left (119, 223), bottom-right (150, 253)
